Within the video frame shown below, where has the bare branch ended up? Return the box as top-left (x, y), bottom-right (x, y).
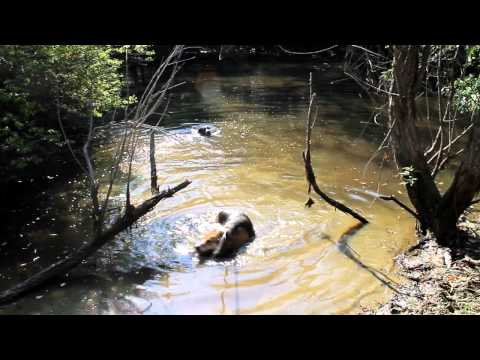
top-left (433, 149), bottom-right (464, 178)
top-left (379, 195), bottom-right (421, 221)
top-left (277, 45), bottom-right (338, 55)
top-left (82, 114), bottom-right (101, 233)
top-left (430, 124), bottom-right (444, 177)
top-left (350, 45), bottom-right (387, 59)
top-left (424, 125), bottom-right (442, 157)
top-left (362, 119), bottom-right (395, 176)
top-left (55, 102), bottom-right (87, 174)
top-left (416, 45), bottom-right (431, 93)
top-left (150, 97), bottom-right (171, 194)
top-left (427, 123), bottom-right (474, 164)
top-left (344, 71), bottom-right (399, 96)
top-left (0, 180), bottom-right (192, 306)
top-left (303, 73), bottom-right (369, 224)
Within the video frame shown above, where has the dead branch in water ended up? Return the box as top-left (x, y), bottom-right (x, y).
top-left (150, 130), bottom-right (159, 194)
top-left (379, 195), bottom-right (421, 221)
top-left (150, 97), bottom-right (172, 195)
top-left (0, 46), bottom-right (192, 306)
top-left (303, 73), bottom-right (369, 224)
top-left (0, 180), bottom-right (191, 306)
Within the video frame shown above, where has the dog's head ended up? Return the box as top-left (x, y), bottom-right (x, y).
top-left (195, 229), bottom-right (225, 258)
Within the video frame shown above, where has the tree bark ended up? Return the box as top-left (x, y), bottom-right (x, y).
top-left (389, 45), bottom-right (480, 247)
top-left (435, 124), bottom-right (480, 245)
top-left (0, 180), bottom-right (191, 306)
top-left (389, 45), bottom-right (441, 233)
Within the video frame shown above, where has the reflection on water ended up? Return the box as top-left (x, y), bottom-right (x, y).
top-left (1, 61), bottom-right (423, 314)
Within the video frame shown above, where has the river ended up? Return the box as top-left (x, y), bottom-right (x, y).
top-left (1, 60), bottom-right (443, 314)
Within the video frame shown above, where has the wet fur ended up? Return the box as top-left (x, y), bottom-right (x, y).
top-left (195, 211), bottom-right (255, 259)
top-left (198, 127), bottom-right (212, 136)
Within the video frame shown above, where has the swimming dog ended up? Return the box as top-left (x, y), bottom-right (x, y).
top-left (198, 127), bottom-right (212, 137)
top-left (195, 211), bottom-right (255, 259)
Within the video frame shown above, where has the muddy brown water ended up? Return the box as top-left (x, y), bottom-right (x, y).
top-left (1, 61), bottom-right (454, 314)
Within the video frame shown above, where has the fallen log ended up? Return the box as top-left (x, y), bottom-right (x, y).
top-left (0, 180), bottom-right (191, 306)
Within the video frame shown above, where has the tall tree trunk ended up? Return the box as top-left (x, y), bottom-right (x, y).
top-left (435, 124), bottom-right (480, 245)
top-left (389, 46), bottom-right (442, 232)
top-left (389, 45), bottom-right (480, 247)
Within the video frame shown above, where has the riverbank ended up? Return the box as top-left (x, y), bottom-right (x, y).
top-left (361, 215), bottom-right (480, 315)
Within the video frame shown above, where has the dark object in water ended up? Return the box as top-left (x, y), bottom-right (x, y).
top-left (198, 127), bottom-right (212, 137)
top-left (195, 211), bottom-right (255, 259)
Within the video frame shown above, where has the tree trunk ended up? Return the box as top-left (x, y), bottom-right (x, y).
top-left (389, 45), bottom-right (480, 247)
top-left (389, 46), bottom-right (442, 232)
top-left (435, 124), bottom-right (480, 245)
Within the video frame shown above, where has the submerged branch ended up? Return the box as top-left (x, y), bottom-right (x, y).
top-left (303, 73), bottom-right (369, 224)
top-left (0, 180), bottom-right (191, 306)
top-left (150, 97), bottom-right (171, 195)
top-left (150, 131), bottom-right (159, 194)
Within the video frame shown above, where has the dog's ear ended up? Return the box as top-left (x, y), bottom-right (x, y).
top-left (212, 232), bottom-right (228, 257)
top-left (217, 211), bottom-right (230, 225)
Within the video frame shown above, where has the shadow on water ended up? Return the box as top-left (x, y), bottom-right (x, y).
top-left (330, 222), bottom-right (405, 295)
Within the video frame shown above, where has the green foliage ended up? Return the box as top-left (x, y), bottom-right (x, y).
top-left (0, 45), bottom-right (134, 117)
top-left (399, 166), bottom-right (418, 187)
top-left (0, 88), bottom-right (61, 182)
top-left (112, 45), bottom-right (156, 62)
top-left (453, 45), bottom-right (480, 113)
top-left (454, 74), bottom-right (480, 113)
top-left (380, 68), bottom-right (392, 81)
top-left (466, 45), bottom-right (480, 65)
top-left (0, 45), bottom-right (153, 184)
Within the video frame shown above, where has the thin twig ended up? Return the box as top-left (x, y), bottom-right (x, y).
top-left (82, 113), bottom-right (101, 233)
top-left (362, 119), bottom-right (395, 176)
top-left (56, 102), bottom-right (87, 174)
top-left (344, 71), bottom-right (399, 96)
top-left (427, 123), bottom-right (474, 164)
top-left (350, 45), bottom-right (388, 59)
top-left (379, 195), bottom-right (421, 221)
top-left (277, 45), bottom-right (338, 55)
